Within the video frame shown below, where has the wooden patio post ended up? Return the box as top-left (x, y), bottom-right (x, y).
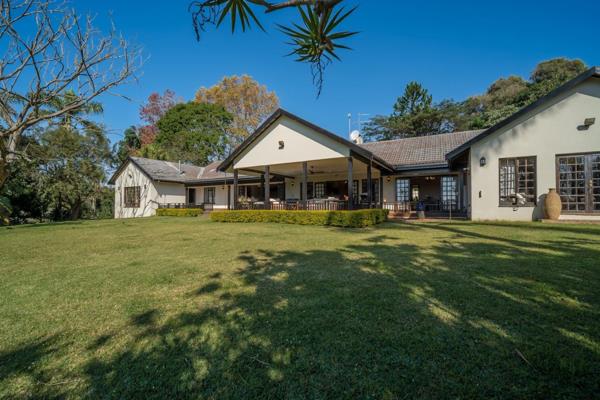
top-left (264, 165), bottom-right (270, 210)
top-left (367, 161), bottom-right (372, 208)
top-left (302, 161), bottom-right (308, 210)
top-left (379, 176), bottom-right (384, 208)
top-left (233, 169), bottom-right (238, 210)
top-left (227, 183), bottom-right (231, 210)
top-left (347, 157), bottom-right (354, 210)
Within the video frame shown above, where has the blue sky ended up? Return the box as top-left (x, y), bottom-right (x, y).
top-left (76, 0), bottom-right (600, 144)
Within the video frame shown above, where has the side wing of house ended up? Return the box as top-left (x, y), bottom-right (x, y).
top-left (113, 161), bottom-right (186, 218)
top-left (469, 75), bottom-right (600, 221)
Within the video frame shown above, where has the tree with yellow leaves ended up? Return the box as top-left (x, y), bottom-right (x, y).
top-left (195, 75), bottom-right (279, 150)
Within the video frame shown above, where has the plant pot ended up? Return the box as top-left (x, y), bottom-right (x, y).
top-left (417, 210), bottom-right (425, 220)
top-left (544, 188), bottom-right (562, 220)
top-left (402, 211), bottom-right (411, 219)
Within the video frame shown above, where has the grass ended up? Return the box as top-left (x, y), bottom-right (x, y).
top-left (0, 217), bottom-right (599, 399)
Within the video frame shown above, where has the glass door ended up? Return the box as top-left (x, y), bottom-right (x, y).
top-left (557, 153), bottom-right (600, 213)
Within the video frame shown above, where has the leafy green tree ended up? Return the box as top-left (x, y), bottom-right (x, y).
top-left (37, 126), bottom-right (112, 220)
top-left (364, 58), bottom-right (589, 140)
top-left (114, 126), bottom-right (142, 165)
top-left (364, 82), bottom-right (453, 140)
top-left (155, 102), bottom-right (233, 165)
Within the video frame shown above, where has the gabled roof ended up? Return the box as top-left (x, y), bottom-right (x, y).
top-left (108, 157), bottom-right (257, 186)
top-left (360, 130), bottom-right (483, 170)
top-left (108, 157), bottom-right (204, 185)
top-left (446, 66), bottom-right (600, 162)
top-left (218, 108), bottom-right (395, 173)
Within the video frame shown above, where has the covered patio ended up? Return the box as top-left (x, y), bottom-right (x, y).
top-left (218, 109), bottom-right (394, 211)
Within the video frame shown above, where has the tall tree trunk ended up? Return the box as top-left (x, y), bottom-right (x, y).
top-left (69, 198), bottom-right (82, 220)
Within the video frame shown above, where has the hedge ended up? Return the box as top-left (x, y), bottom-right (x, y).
top-left (156, 208), bottom-right (203, 217)
top-left (210, 209), bottom-right (388, 228)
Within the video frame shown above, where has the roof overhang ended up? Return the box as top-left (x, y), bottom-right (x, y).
top-left (218, 109), bottom-right (395, 174)
top-left (446, 66), bottom-right (600, 163)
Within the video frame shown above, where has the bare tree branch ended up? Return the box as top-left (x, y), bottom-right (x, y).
top-left (0, 0), bottom-right (142, 190)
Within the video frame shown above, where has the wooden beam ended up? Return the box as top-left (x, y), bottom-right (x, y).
top-left (367, 161), bottom-right (372, 208)
top-left (302, 161), bottom-right (308, 208)
top-left (264, 165), bottom-right (270, 210)
top-left (347, 157), bottom-right (353, 210)
top-left (233, 169), bottom-right (239, 210)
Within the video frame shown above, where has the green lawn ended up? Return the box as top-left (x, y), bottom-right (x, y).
top-left (1, 218), bottom-right (599, 399)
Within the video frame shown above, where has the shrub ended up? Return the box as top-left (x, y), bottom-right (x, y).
top-left (156, 208), bottom-right (203, 217)
top-left (210, 209), bottom-right (388, 228)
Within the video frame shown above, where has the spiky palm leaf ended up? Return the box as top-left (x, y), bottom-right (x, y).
top-left (278, 5), bottom-right (357, 95)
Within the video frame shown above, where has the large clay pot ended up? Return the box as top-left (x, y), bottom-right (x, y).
top-left (544, 188), bottom-right (562, 220)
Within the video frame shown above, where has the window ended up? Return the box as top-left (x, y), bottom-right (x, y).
top-left (124, 186), bottom-right (140, 208)
top-left (441, 176), bottom-right (457, 211)
top-left (204, 187), bottom-right (215, 204)
top-left (352, 180), bottom-right (359, 202)
top-left (314, 182), bottom-right (325, 198)
top-left (361, 179), bottom-right (380, 204)
top-left (499, 157), bottom-right (536, 206)
top-left (395, 178), bottom-right (410, 202)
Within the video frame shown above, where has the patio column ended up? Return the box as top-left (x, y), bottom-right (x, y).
top-left (301, 161), bottom-right (308, 209)
top-left (379, 176), bottom-right (383, 209)
top-left (227, 183), bottom-right (231, 210)
top-left (233, 169), bottom-right (238, 210)
top-left (347, 157), bottom-right (353, 210)
top-left (264, 165), bottom-right (270, 210)
top-left (367, 162), bottom-right (372, 208)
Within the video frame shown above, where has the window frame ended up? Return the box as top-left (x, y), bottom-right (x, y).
top-left (395, 178), bottom-right (410, 202)
top-left (498, 156), bottom-right (537, 207)
top-left (124, 186), bottom-right (141, 208)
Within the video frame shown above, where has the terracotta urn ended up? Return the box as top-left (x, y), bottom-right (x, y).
top-left (544, 188), bottom-right (562, 220)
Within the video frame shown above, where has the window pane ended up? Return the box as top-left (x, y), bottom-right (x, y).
top-left (395, 179), bottom-right (410, 202)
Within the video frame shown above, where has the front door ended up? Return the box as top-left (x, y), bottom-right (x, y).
top-left (557, 153), bottom-right (600, 213)
top-left (187, 188), bottom-right (196, 205)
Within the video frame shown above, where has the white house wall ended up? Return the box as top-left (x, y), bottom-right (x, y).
top-left (470, 78), bottom-right (600, 221)
top-left (114, 162), bottom-right (158, 218)
top-left (234, 115), bottom-right (350, 170)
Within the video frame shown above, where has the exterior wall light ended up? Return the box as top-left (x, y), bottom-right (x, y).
top-left (480, 157), bottom-right (487, 167)
top-left (578, 118), bottom-right (596, 131)
top-left (386, 176), bottom-right (392, 183)
top-left (278, 140), bottom-right (284, 149)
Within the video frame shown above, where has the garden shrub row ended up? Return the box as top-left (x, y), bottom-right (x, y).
top-left (210, 209), bottom-right (388, 228)
top-left (156, 208), bottom-right (203, 217)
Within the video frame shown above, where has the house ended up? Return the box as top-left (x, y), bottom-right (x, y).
top-left (109, 67), bottom-right (600, 221)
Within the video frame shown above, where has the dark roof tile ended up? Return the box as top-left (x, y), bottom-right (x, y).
top-left (359, 130), bottom-right (483, 168)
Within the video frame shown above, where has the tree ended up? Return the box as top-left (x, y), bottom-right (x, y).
top-left (363, 58), bottom-right (589, 140)
top-left (155, 102), bottom-right (233, 165)
top-left (393, 82), bottom-right (433, 117)
top-left (138, 90), bottom-right (182, 145)
top-left (114, 126), bottom-right (142, 164)
top-left (195, 75), bottom-right (279, 148)
top-left (0, 0), bottom-right (141, 194)
top-left (37, 125), bottom-right (112, 220)
top-left (188, 0), bottom-right (357, 96)
top-left (363, 82), bottom-right (453, 140)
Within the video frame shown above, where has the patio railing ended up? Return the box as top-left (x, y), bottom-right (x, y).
top-left (158, 203), bottom-right (204, 209)
top-left (235, 200), bottom-right (380, 211)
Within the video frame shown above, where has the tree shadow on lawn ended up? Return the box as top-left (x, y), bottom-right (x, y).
top-left (8, 223), bottom-right (598, 399)
top-left (81, 224), bottom-right (599, 399)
